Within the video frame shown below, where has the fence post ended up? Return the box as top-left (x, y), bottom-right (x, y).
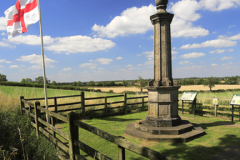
top-left (67, 112), bottom-right (80, 160)
top-left (182, 100), bottom-right (184, 115)
top-left (124, 93), bottom-right (127, 114)
top-left (81, 92), bottom-right (85, 118)
top-left (142, 97), bottom-right (144, 110)
top-left (214, 105), bottom-right (218, 117)
top-left (118, 145), bottom-right (125, 160)
top-left (105, 97), bottom-right (108, 116)
top-left (54, 97), bottom-right (58, 124)
top-left (232, 105), bottom-right (234, 122)
top-left (20, 96), bottom-right (25, 115)
top-left (34, 101), bottom-right (41, 137)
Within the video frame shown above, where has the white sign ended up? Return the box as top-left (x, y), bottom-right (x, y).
top-left (230, 94), bottom-right (240, 105)
top-left (180, 92), bottom-right (197, 101)
top-left (213, 98), bottom-right (218, 105)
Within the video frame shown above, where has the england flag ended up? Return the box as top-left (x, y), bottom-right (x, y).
top-left (4, 0), bottom-right (39, 39)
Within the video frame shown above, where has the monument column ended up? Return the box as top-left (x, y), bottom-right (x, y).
top-left (145, 0), bottom-right (181, 127)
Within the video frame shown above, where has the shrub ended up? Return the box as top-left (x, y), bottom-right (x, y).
top-left (109, 90), bottom-right (113, 93)
top-left (0, 108), bottom-right (59, 160)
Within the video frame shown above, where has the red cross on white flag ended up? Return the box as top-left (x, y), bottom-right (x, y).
top-left (4, 0), bottom-right (39, 39)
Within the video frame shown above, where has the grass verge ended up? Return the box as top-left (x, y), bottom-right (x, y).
top-left (59, 111), bottom-right (240, 160)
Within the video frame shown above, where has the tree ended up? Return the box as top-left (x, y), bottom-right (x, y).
top-left (226, 76), bottom-right (238, 84)
top-left (136, 76), bottom-right (147, 93)
top-left (21, 78), bottom-right (26, 83)
top-left (25, 78), bottom-right (33, 83)
top-left (204, 77), bottom-right (218, 91)
top-left (88, 81), bottom-right (95, 86)
top-left (195, 78), bottom-right (204, 85)
top-left (107, 81), bottom-right (115, 86)
top-left (35, 76), bottom-right (50, 84)
top-left (52, 81), bottom-right (57, 85)
top-left (122, 80), bottom-right (128, 87)
top-left (77, 81), bottom-right (82, 86)
top-left (0, 73), bottom-right (7, 81)
top-left (72, 81), bottom-right (77, 86)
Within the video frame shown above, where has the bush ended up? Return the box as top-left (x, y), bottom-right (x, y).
top-left (109, 90), bottom-right (113, 93)
top-left (0, 108), bottom-right (59, 160)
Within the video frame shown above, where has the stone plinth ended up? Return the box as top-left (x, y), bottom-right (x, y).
top-left (146, 86), bottom-right (181, 127)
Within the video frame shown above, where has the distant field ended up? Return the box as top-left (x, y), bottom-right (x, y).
top-left (89, 85), bottom-right (240, 93)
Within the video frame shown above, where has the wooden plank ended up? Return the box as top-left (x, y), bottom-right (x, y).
top-left (57, 108), bottom-right (82, 113)
top-left (85, 95), bottom-right (123, 100)
top-left (74, 140), bottom-right (112, 160)
top-left (107, 101), bottom-right (124, 105)
top-left (85, 103), bottom-right (106, 107)
top-left (55, 101), bottom-right (81, 107)
top-left (22, 99), bottom-right (34, 107)
top-left (127, 102), bottom-right (143, 105)
top-left (31, 121), bottom-right (36, 128)
top-left (73, 120), bottom-right (175, 160)
top-left (37, 117), bottom-right (69, 141)
top-left (24, 94), bottom-right (81, 101)
top-left (39, 127), bottom-right (69, 153)
top-left (127, 96), bottom-right (145, 100)
top-left (37, 106), bottom-right (68, 122)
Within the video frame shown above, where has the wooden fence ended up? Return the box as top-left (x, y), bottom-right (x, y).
top-left (179, 101), bottom-right (240, 121)
top-left (21, 92), bottom-right (148, 118)
top-left (19, 97), bottom-right (177, 160)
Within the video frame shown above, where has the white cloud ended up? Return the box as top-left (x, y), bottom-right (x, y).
top-left (1, 32), bottom-right (6, 36)
top-left (199, 0), bottom-right (240, 11)
top-left (62, 68), bottom-right (72, 71)
top-left (228, 33), bottom-right (240, 40)
top-left (179, 61), bottom-right (190, 64)
top-left (126, 64), bottom-right (132, 67)
top-left (221, 57), bottom-right (234, 60)
top-left (16, 54), bottom-right (56, 65)
top-left (0, 41), bottom-right (16, 48)
top-left (0, 59), bottom-right (11, 63)
top-left (172, 51), bottom-right (178, 54)
top-left (228, 25), bottom-right (236, 29)
top-left (0, 65), bottom-right (4, 67)
top-left (0, 17), bottom-right (6, 31)
top-left (180, 52), bottom-right (205, 58)
top-left (169, 0), bottom-right (201, 21)
top-left (209, 49), bottom-right (225, 54)
top-left (95, 58), bottom-right (113, 64)
top-left (129, 68), bottom-right (139, 70)
top-left (80, 63), bottom-right (95, 67)
top-left (180, 39), bottom-right (237, 49)
top-left (16, 54), bottom-right (57, 70)
top-left (8, 35), bottom-right (54, 45)
top-left (45, 35), bottom-right (115, 54)
top-left (116, 57), bottom-right (123, 60)
top-left (144, 61), bottom-right (153, 65)
top-left (211, 64), bottom-right (218, 66)
top-left (10, 65), bottom-right (19, 68)
top-left (227, 49), bottom-right (234, 52)
top-left (90, 66), bottom-right (96, 69)
top-left (92, 4), bottom-right (156, 38)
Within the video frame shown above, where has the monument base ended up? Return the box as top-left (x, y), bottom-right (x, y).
top-left (146, 115), bottom-right (181, 127)
top-left (124, 120), bottom-right (205, 142)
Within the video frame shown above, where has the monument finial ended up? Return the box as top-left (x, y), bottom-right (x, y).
top-left (155, 0), bottom-right (168, 11)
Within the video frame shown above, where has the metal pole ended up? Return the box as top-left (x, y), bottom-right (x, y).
top-left (38, 0), bottom-right (49, 123)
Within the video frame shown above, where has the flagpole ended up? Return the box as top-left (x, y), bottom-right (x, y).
top-left (37, 0), bottom-right (50, 123)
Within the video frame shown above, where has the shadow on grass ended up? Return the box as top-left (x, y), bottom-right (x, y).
top-left (198, 121), bottom-right (236, 129)
top-left (161, 134), bottom-right (240, 160)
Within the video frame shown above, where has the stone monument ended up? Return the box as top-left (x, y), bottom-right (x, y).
top-left (124, 0), bottom-right (205, 142)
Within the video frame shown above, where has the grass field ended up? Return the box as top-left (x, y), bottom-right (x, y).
top-left (58, 112), bottom-right (240, 160)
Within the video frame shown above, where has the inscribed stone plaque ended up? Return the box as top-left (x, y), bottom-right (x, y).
top-left (213, 98), bottom-right (218, 105)
top-left (159, 105), bottom-right (168, 115)
top-left (230, 94), bottom-right (240, 105)
top-left (180, 92), bottom-right (197, 101)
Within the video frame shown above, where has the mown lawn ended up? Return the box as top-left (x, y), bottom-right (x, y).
top-left (60, 111), bottom-right (240, 160)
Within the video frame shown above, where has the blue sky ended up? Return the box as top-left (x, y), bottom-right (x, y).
top-left (0, 0), bottom-right (240, 82)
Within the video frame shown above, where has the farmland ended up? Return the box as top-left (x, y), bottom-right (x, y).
top-left (89, 84), bottom-right (240, 93)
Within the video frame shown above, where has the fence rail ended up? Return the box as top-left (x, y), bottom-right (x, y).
top-left (20, 92), bottom-right (148, 119)
top-left (20, 94), bottom-right (176, 160)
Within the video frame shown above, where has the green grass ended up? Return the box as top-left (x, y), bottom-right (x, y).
top-left (59, 112), bottom-right (240, 160)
